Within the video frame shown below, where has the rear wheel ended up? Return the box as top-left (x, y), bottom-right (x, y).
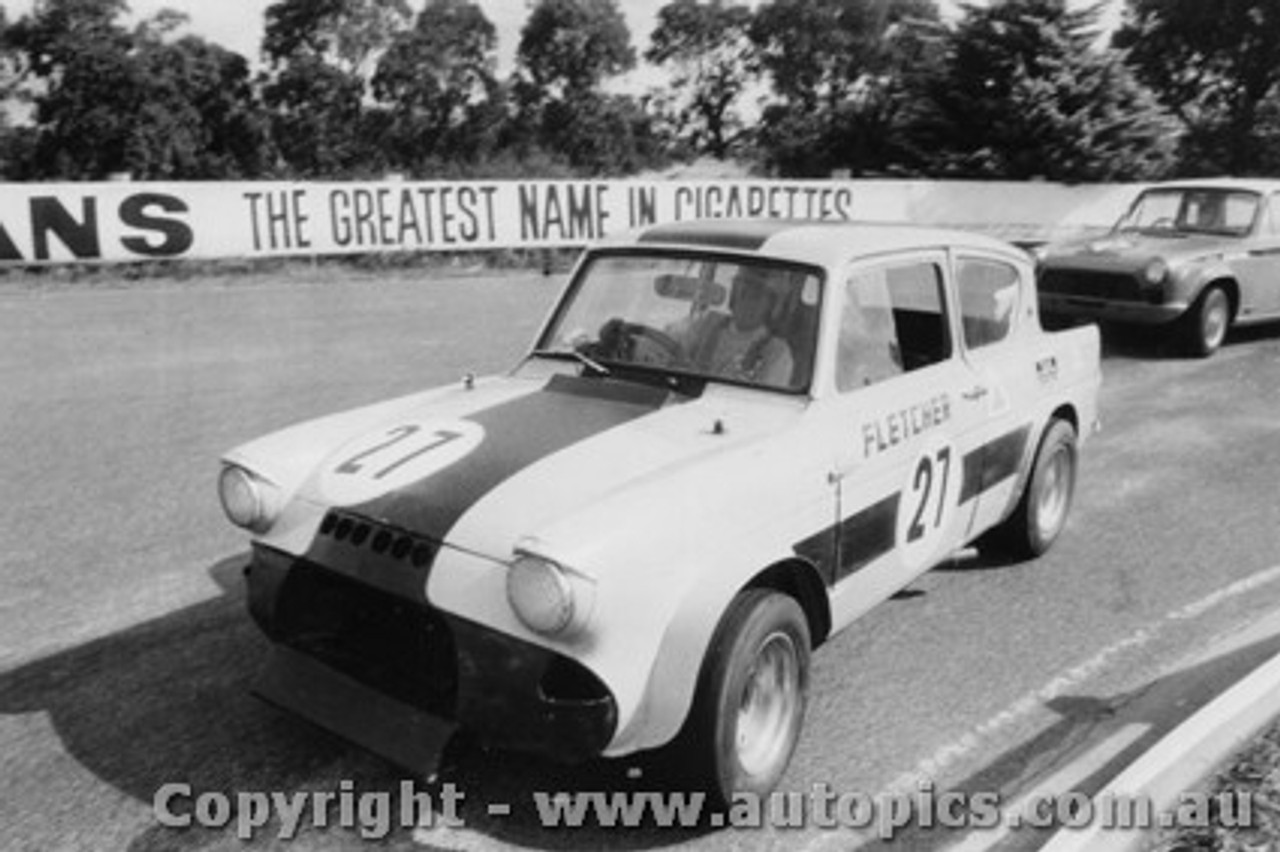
top-left (683, 589), bottom-right (810, 807)
top-left (1180, 285), bottom-right (1231, 357)
top-left (989, 418), bottom-right (1077, 559)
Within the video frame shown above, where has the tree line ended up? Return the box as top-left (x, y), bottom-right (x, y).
top-left (0, 0), bottom-right (1278, 183)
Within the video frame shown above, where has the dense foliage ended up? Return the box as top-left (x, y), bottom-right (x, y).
top-left (1, 0), bottom-right (1278, 180)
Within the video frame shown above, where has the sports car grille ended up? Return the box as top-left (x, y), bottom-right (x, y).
top-left (1039, 268), bottom-right (1146, 302)
top-left (318, 510), bottom-right (438, 569)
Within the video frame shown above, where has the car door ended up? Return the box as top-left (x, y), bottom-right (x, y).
top-left (814, 251), bottom-right (992, 629)
top-left (952, 251), bottom-right (1042, 539)
top-left (1230, 191), bottom-right (1280, 318)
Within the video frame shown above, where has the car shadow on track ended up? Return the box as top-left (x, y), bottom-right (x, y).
top-left (930, 544), bottom-right (1029, 574)
top-left (0, 555), bottom-right (709, 851)
top-left (850, 628), bottom-right (1280, 851)
top-left (1086, 318), bottom-right (1280, 361)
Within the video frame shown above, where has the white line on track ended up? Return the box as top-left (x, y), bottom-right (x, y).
top-left (943, 723), bottom-right (1151, 852)
top-left (801, 562), bottom-right (1280, 852)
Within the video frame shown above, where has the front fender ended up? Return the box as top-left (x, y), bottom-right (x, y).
top-left (425, 536), bottom-right (703, 755)
top-left (1174, 258), bottom-right (1236, 309)
top-left (605, 548), bottom-right (823, 756)
top-left (223, 389), bottom-right (456, 494)
top-left (427, 473), bottom-right (829, 757)
top-left (221, 377), bottom-right (527, 513)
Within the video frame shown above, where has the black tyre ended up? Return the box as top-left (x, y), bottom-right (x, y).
top-left (684, 589), bottom-right (810, 807)
top-left (990, 418), bottom-right (1077, 559)
top-left (1180, 285), bottom-right (1231, 357)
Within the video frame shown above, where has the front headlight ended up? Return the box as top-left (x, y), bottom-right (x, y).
top-left (506, 553), bottom-right (592, 637)
top-left (218, 464), bottom-right (281, 533)
top-left (1143, 259), bottom-right (1168, 285)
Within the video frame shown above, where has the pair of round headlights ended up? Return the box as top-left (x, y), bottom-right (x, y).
top-left (220, 464), bottom-right (588, 638)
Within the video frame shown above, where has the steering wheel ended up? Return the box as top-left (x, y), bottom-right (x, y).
top-left (597, 319), bottom-right (685, 364)
top-left (630, 324), bottom-right (685, 363)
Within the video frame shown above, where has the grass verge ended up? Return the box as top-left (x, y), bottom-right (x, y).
top-left (1150, 716), bottom-right (1280, 851)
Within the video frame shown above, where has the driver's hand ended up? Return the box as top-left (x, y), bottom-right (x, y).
top-left (597, 317), bottom-right (630, 357)
top-left (565, 329), bottom-right (592, 350)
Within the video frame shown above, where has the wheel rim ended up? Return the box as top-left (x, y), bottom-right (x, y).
top-left (1035, 445), bottom-right (1073, 540)
top-left (735, 632), bottom-right (800, 778)
top-left (1201, 290), bottom-right (1229, 350)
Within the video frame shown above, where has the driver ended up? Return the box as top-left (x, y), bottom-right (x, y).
top-left (678, 266), bottom-right (795, 386)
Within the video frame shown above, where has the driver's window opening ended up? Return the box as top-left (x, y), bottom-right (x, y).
top-left (837, 260), bottom-right (949, 392)
top-left (543, 254), bottom-right (821, 392)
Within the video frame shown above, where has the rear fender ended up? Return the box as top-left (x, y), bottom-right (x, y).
top-left (988, 321), bottom-right (1099, 530)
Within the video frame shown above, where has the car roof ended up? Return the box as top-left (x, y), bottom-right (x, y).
top-left (596, 219), bottom-right (1028, 268)
top-left (1142, 177), bottom-right (1280, 194)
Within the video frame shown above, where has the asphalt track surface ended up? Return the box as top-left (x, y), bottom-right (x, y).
top-left (2, 267), bottom-right (1279, 851)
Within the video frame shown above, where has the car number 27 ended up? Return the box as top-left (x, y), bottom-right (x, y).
top-left (336, 425), bottom-right (462, 479)
top-left (897, 438), bottom-right (961, 569)
top-left (320, 419), bottom-right (485, 503)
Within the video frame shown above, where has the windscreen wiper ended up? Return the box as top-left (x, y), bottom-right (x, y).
top-left (529, 348), bottom-right (611, 377)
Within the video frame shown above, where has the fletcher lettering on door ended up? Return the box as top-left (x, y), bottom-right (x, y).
top-left (861, 393), bottom-right (952, 458)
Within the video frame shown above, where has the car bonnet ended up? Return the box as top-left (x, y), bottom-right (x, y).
top-left (1045, 230), bottom-right (1236, 268)
top-left (296, 372), bottom-right (796, 563)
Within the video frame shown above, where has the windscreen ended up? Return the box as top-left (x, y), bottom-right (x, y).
top-left (538, 252), bottom-right (823, 393)
top-left (1118, 188), bottom-right (1259, 237)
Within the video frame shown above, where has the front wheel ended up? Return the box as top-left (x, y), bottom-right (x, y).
top-left (1180, 285), bottom-right (1231, 357)
top-left (989, 418), bottom-right (1078, 559)
top-left (684, 589), bottom-right (810, 807)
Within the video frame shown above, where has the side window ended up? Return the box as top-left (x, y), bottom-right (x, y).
top-left (957, 257), bottom-right (1020, 351)
top-left (838, 259), bottom-right (949, 392)
top-left (1269, 194), bottom-right (1280, 235)
top-left (1223, 194), bottom-right (1256, 232)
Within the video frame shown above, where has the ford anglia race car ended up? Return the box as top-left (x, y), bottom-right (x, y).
top-left (1038, 178), bottom-right (1280, 356)
top-left (218, 220), bottom-right (1101, 804)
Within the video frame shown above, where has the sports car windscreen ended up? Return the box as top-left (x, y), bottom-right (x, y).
top-left (1116, 188), bottom-right (1260, 237)
top-left (538, 252), bottom-right (823, 393)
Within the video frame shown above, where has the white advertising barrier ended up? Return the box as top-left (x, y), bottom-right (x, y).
top-left (0, 178), bottom-right (1137, 265)
top-left (894, 179), bottom-right (1142, 242)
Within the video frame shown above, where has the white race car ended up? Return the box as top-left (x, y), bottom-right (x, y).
top-left (219, 220), bottom-right (1101, 803)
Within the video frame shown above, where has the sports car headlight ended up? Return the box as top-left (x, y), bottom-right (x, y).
top-left (1143, 259), bottom-right (1168, 285)
top-left (218, 465), bottom-right (281, 533)
top-left (507, 554), bottom-right (592, 637)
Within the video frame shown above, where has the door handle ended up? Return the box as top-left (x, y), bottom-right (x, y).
top-left (961, 385), bottom-right (989, 401)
